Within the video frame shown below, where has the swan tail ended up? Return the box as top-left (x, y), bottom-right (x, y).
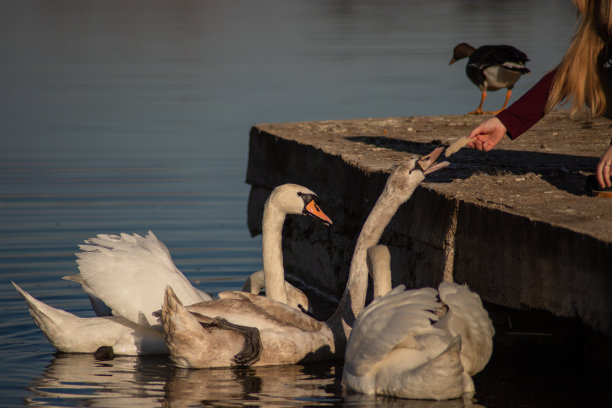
top-left (13, 282), bottom-right (77, 335)
top-left (161, 286), bottom-right (246, 368)
top-left (13, 282), bottom-right (169, 356)
top-left (12, 282), bottom-right (107, 353)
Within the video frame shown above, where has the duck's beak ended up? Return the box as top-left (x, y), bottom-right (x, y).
top-left (304, 199), bottom-right (333, 226)
top-left (448, 57), bottom-right (456, 65)
top-left (416, 146), bottom-right (450, 175)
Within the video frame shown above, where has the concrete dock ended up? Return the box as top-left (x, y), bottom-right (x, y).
top-left (245, 111), bottom-right (612, 341)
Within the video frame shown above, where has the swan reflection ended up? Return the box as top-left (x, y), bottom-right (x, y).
top-left (27, 354), bottom-right (170, 407)
top-left (165, 363), bottom-right (339, 407)
top-left (27, 353), bottom-right (484, 407)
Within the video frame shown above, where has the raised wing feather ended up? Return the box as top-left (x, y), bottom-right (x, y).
top-left (75, 231), bottom-right (211, 326)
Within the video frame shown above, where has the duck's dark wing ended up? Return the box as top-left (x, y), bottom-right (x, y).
top-left (469, 45), bottom-right (530, 71)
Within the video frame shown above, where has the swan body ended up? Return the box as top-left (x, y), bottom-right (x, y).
top-left (12, 282), bottom-right (168, 355)
top-left (343, 285), bottom-right (466, 400)
top-left (14, 184), bottom-right (331, 355)
top-left (164, 288), bottom-right (335, 367)
top-left (342, 245), bottom-right (494, 400)
top-left (162, 156), bottom-right (448, 368)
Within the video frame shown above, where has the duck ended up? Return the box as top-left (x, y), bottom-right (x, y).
top-left (449, 42), bottom-right (530, 114)
top-left (14, 183), bottom-right (332, 356)
top-left (341, 244), bottom-right (495, 400)
top-left (160, 147), bottom-right (450, 368)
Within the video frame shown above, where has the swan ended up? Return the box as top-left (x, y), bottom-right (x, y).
top-left (14, 183), bottom-right (332, 355)
top-left (341, 244), bottom-right (495, 400)
top-left (70, 184), bottom-right (330, 324)
top-left (161, 148), bottom-right (450, 368)
top-left (229, 270), bottom-right (311, 313)
top-left (12, 281), bottom-right (168, 355)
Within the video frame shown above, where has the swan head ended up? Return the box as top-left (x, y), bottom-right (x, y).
top-left (268, 184), bottom-right (333, 226)
top-left (385, 146), bottom-right (449, 198)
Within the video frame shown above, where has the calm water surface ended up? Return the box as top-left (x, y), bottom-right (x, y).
top-left (1, 1), bottom-right (602, 407)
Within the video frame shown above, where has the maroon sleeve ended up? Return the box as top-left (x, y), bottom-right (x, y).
top-left (496, 69), bottom-right (556, 139)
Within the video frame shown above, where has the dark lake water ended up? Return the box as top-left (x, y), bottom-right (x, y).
top-left (2, 1), bottom-right (605, 407)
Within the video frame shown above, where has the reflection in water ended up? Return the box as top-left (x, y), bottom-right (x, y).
top-left (342, 394), bottom-right (483, 408)
top-left (27, 354), bottom-right (169, 407)
top-left (27, 353), bottom-right (483, 407)
top-left (165, 363), bottom-right (339, 407)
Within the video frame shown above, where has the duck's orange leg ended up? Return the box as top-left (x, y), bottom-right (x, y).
top-left (468, 90), bottom-right (486, 114)
top-left (486, 88), bottom-right (512, 114)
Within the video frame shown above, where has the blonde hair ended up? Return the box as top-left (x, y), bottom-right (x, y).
top-left (546, 0), bottom-right (612, 117)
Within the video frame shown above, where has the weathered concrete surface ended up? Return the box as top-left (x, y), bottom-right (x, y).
top-left (245, 112), bottom-right (612, 337)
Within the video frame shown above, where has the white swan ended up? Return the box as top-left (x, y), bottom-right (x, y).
top-left (71, 184), bottom-right (330, 323)
top-left (14, 183), bottom-right (332, 355)
top-left (232, 270), bottom-right (311, 313)
top-left (161, 150), bottom-right (450, 368)
top-left (12, 281), bottom-right (168, 355)
top-left (342, 244), bottom-right (495, 400)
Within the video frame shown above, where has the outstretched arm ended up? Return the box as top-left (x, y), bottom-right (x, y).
top-left (496, 69), bottom-right (556, 139)
top-left (467, 69), bottom-right (557, 151)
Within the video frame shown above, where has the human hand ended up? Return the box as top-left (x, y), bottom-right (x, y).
top-left (467, 117), bottom-right (507, 152)
top-left (596, 145), bottom-right (612, 188)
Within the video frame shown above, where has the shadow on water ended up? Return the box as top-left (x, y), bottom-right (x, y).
top-left (347, 136), bottom-right (597, 196)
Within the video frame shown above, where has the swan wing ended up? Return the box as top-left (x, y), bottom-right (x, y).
top-left (75, 231), bottom-right (211, 326)
top-left (62, 274), bottom-right (113, 316)
top-left (345, 285), bottom-right (447, 377)
top-left (436, 282), bottom-right (494, 375)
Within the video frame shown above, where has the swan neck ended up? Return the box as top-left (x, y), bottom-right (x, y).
top-left (262, 199), bottom-right (288, 304)
top-left (373, 268), bottom-right (392, 298)
top-left (369, 247), bottom-right (392, 298)
top-left (328, 180), bottom-right (418, 339)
